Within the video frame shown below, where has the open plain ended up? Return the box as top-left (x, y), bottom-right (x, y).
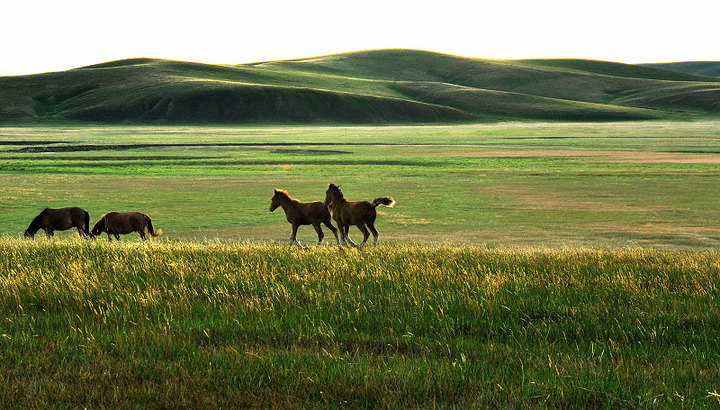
top-left (2, 121), bottom-right (720, 406)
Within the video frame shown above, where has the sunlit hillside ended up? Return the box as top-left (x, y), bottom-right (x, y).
top-left (2, 49), bottom-right (720, 124)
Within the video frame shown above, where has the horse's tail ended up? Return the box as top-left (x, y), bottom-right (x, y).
top-left (84, 210), bottom-right (90, 236)
top-left (372, 197), bottom-right (395, 208)
top-left (147, 217), bottom-right (162, 237)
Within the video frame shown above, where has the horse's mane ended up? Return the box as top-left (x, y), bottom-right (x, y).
top-left (275, 189), bottom-right (299, 203)
top-left (329, 184), bottom-right (346, 201)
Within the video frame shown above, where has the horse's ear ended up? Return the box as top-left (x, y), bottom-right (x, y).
top-left (274, 189), bottom-right (278, 194)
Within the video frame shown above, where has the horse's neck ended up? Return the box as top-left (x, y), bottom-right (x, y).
top-left (334, 196), bottom-right (348, 207)
top-left (279, 199), bottom-right (298, 213)
top-left (30, 214), bottom-right (45, 229)
top-left (27, 219), bottom-right (41, 234)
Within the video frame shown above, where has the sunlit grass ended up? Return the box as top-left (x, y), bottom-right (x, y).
top-left (1, 238), bottom-right (718, 407)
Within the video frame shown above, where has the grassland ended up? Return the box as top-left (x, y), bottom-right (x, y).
top-left (1, 240), bottom-right (718, 407)
top-left (2, 121), bottom-right (720, 406)
top-left (3, 121), bottom-right (720, 248)
top-left (2, 49), bottom-right (720, 124)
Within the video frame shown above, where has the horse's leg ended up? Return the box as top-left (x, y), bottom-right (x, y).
top-left (367, 222), bottom-right (379, 244)
top-left (77, 223), bottom-right (89, 239)
top-left (324, 220), bottom-right (341, 246)
top-left (334, 221), bottom-right (343, 244)
top-left (338, 222), bottom-right (349, 246)
top-left (356, 224), bottom-right (371, 247)
top-left (312, 222), bottom-right (324, 245)
top-left (290, 223), bottom-right (301, 246)
top-left (344, 225), bottom-right (357, 247)
top-left (114, 234), bottom-right (121, 241)
top-left (139, 230), bottom-right (147, 241)
top-left (107, 233), bottom-right (112, 241)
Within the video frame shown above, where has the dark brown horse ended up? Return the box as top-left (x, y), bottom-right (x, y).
top-left (90, 212), bottom-right (161, 241)
top-left (324, 184), bottom-right (394, 247)
top-left (270, 189), bottom-right (340, 246)
top-left (25, 207), bottom-right (90, 239)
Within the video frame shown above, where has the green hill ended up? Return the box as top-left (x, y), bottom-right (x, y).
top-left (641, 61), bottom-right (720, 78)
top-left (2, 49), bottom-right (720, 124)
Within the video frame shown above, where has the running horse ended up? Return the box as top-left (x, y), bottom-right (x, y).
top-left (90, 211), bottom-right (161, 241)
top-left (324, 184), bottom-right (394, 247)
top-left (270, 189), bottom-right (340, 246)
top-left (24, 207), bottom-right (90, 239)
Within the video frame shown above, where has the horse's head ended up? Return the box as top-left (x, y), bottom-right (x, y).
top-left (270, 189), bottom-right (287, 212)
top-left (90, 218), bottom-right (105, 237)
top-left (24, 229), bottom-right (34, 239)
top-left (325, 184), bottom-right (342, 205)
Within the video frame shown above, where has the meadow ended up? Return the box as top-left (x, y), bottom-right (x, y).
top-left (2, 121), bottom-right (720, 247)
top-left (2, 121), bottom-right (720, 406)
top-left (1, 240), bottom-right (719, 407)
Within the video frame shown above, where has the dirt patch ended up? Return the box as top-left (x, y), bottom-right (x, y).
top-left (451, 149), bottom-right (598, 158)
top-left (593, 151), bottom-right (720, 164)
top-left (416, 148), bottom-right (720, 164)
top-left (272, 149), bottom-right (352, 155)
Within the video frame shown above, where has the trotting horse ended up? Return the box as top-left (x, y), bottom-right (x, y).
top-left (25, 207), bottom-right (90, 239)
top-left (270, 189), bottom-right (340, 246)
top-left (90, 212), bottom-right (161, 241)
top-left (324, 184), bottom-right (394, 247)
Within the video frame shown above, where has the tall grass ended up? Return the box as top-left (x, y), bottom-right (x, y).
top-left (1, 238), bottom-right (719, 407)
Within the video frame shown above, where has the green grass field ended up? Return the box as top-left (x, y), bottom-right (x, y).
top-left (2, 121), bottom-right (720, 406)
top-left (1, 240), bottom-right (719, 407)
top-left (2, 121), bottom-right (720, 248)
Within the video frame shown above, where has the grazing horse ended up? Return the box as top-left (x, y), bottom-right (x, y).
top-left (25, 207), bottom-right (90, 239)
top-left (324, 184), bottom-right (394, 247)
top-left (270, 189), bottom-right (340, 246)
top-left (90, 212), bottom-right (161, 241)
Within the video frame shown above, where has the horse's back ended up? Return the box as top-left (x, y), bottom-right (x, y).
top-left (338, 200), bottom-right (375, 224)
top-left (105, 211), bottom-right (149, 233)
top-left (107, 211), bottom-right (148, 220)
top-left (46, 207), bottom-right (87, 229)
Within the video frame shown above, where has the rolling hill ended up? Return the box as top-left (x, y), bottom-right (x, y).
top-left (641, 62), bottom-right (720, 78)
top-left (1, 49), bottom-right (720, 124)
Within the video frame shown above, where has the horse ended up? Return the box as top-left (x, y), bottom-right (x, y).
top-left (270, 189), bottom-right (340, 246)
top-left (324, 184), bottom-right (394, 247)
top-left (25, 207), bottom-right (90, 239)
top-left (90, 211), bottom-right (161, 241)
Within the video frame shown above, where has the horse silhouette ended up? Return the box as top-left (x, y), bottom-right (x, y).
top-left (324, 184), bottom-right (394, 247)
top-left (270, 189), bottom-right (340, 246)
top-left (91, 212), bottom-right (161, 241)
top-left (25, 207), bottom-right (90, 239)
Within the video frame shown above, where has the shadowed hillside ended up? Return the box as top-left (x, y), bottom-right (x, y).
top-left (641, 61), bottom-right (720, 78)
top-left (2, 49), bottom-right (720, 124)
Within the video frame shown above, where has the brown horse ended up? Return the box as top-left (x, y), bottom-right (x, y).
top-left (90, 212), bottom-right (161, 241)
top-left (25, 207), bottom-right (90, 239)
top-left (270, 189), bottom-right (340, 246)
top-left (324, 184), bottom-right (394, 247)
